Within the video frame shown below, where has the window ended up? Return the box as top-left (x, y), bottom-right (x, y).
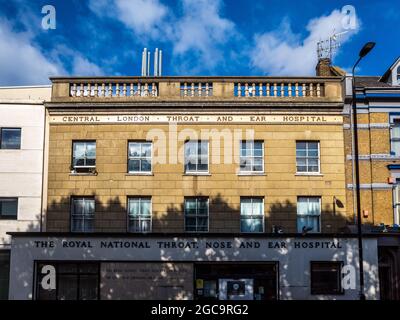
top-left (239, 140), bottom-right (264, 173)
top-left (394, 179), bottom-right (400, 225)
top-left (397, 66), bottom-right (400, 83)
top-left (1, 128), bottom-right (21, 149)
top-left (184, 140), bottom-right (208, 173)
top-left (71, 141), bottom-right (96, 173)
top-left (297, 197), bottom-right (321, 233)
top-left (128, 197), bottom-right (152, 232)
top-left (240, 197), bottom-right (264, 232)
top-left (128, 142), bottom-right (152, 173)
top-left (296, 141), bottom-right (320, 173)
top-left (184, 197), bottom-right (209, 232)
top-left (311, 262), bottom-right (343, 295)
top-left (0, 251), bottom-right (10, 300)
top-left (71, 197), bottom-right (95, 232)
top-left (36, 262), bottom-right (99, 300)
top-left (390, 118), bottom-right (400, 156)
top-left (0, 198), bottom-right (18, 219)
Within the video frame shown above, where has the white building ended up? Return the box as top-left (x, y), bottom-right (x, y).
top-left (0, 86), bottom-right (51, 299)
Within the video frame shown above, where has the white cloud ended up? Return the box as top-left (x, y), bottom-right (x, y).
top-left (89, 0), bottom-right (168, 38)
top-left (0, 18), bottom-right (104, 85)
top-left (172, 0), bottom-right (235, 63)
top-left (0, 19), bottom-right (64, 85)
top-left (89, 0), bottom-right (237, 72)
top-left (250, 9), bottom-right (361, 75)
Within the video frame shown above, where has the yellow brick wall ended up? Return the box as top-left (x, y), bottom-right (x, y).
top-left (344, 112), bottom-right (396, 226)
top-left (46, 123), bottom-right (348, 233)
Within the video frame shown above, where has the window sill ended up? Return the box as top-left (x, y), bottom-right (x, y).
top-left (237, 172), bottom-right (266, 176)
top-left (126, 172), bottom-right (154, 176)
top-left (0, 217), bottom-right (17, 220)
top-left (183, 173), bottom-right (211, 176)
top-left (69, 172), bottom-right (97, 176)
top-left (295, 173), bottom-right (324, 177)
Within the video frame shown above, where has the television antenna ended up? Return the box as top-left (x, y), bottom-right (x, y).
top-left (317, 31), bottom-right (348, 60)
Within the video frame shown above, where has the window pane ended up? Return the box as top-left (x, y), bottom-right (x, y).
top-left (296, 150), bottom-right (307, 157)
top-left (253, 157), bottom-right (263, 171)
top-left (1, 128), bottom-right (21, 149)
top-left (0, 199), bottom-right (18, 217)
top-left (185, 141), bottom-right (197, 156)
top-left (254, 141), bottom-right (263, 151)
top-left (128, 199), bottom-right (140, 216)
top-left (129, 143), bottom-right (140, 157)
top-left (128, 159), bottom-right (140, 172)
top-left (141, 159), bottom-right (151, 172)
top-left (141, 143), bottom-right (151, 157)
top-left (83, 220), bottom-right (94, 232)
top-left (392, 141), bottom-right (400, 156)
top-left (296, 142), bottom-right (306, 150)
top-left (252, 199), bottom-right (263, 215)
top-left (140, 199), bottom-right (151, 216)
top-left (240, 199), bottom-right (252, 216)
top-left (197, 217), bottom-right (208, 228)
top-left (73, 199), bottom-right (85, 215)
top-left (240, 157), bottom-right (252, 171)
top-left (73, 143), bottom-right (86, 158)
top-left (85, 199), bottom-right (95, 215)
top-left (308, 142), bottom-right (319, 150)
top-left (241, 218), bottom-right (263, 233)
top-left (199, 141), bottom-right (208, 155)
top-left (185, 160), bottom-right (197, 172)
top-left (86, 142), bottom-right (96, 157)
top-left (197, 162), bottom-right (208, 171)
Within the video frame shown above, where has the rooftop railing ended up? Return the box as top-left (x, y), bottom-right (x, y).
top-left (50, 77), bottom-right (342, 101)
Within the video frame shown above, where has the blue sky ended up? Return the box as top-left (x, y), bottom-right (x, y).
top-left (0, 0), bottom-right (399, 85)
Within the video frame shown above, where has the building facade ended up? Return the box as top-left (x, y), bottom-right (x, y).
top-left (0, 86), bottom-right (51, 299)
top-left (344, 57), bottom-right (400, 300)
top-left (7, 76), bottom-right (381, 300)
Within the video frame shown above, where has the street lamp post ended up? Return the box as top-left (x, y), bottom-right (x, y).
top-left (351, 41), bottom-right (375, 300)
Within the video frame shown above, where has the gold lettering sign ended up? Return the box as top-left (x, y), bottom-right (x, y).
top-left (51, 114), bottom-right (342, 124)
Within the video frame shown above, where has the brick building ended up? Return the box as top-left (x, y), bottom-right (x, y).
top-left (344, 56), bottom-right (400, 300)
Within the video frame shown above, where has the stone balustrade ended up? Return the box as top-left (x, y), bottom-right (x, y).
top-left (235, 81), bottom-right (324, 97)
top-left (50, 77), bottom-right (342, 102)
top-left (70, 82), bottom-right (158, 97)
top-left (180, 82), bottom-right (213, 97)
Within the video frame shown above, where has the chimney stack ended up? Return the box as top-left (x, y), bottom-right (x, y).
top-left (316, 58), bottom-right (332, 76)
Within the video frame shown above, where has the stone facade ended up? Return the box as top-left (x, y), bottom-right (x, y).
top-left (45, 76), bottom-right (347, 234)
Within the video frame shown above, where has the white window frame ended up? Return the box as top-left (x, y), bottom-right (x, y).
top-left (184, 140), bottom-right (209, 174)
top-left (72, 141), bottom-right (96, 171)
top-left (297, 196), bottom-right (321, 233)
top-left (128, 141), bottom-right (152, 174)
top-left (71, 197), bottom-right (95, 232)
top-left (296, 141), bottom-right (320, 174)
top-left (184, 197), bottom-right (209, 232)
top-left (397, 66), bottom-right (400, 85)
top-left (390, 116), bottom-right (400, 156)
top-left (127, 197), bottom-right (152, 233)
top-left (240, 197), bottom-right (264, 233)
top-left (394, 180), bottom-right (400, 226)
top-left (239, 140), bottom-right (264, 174)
